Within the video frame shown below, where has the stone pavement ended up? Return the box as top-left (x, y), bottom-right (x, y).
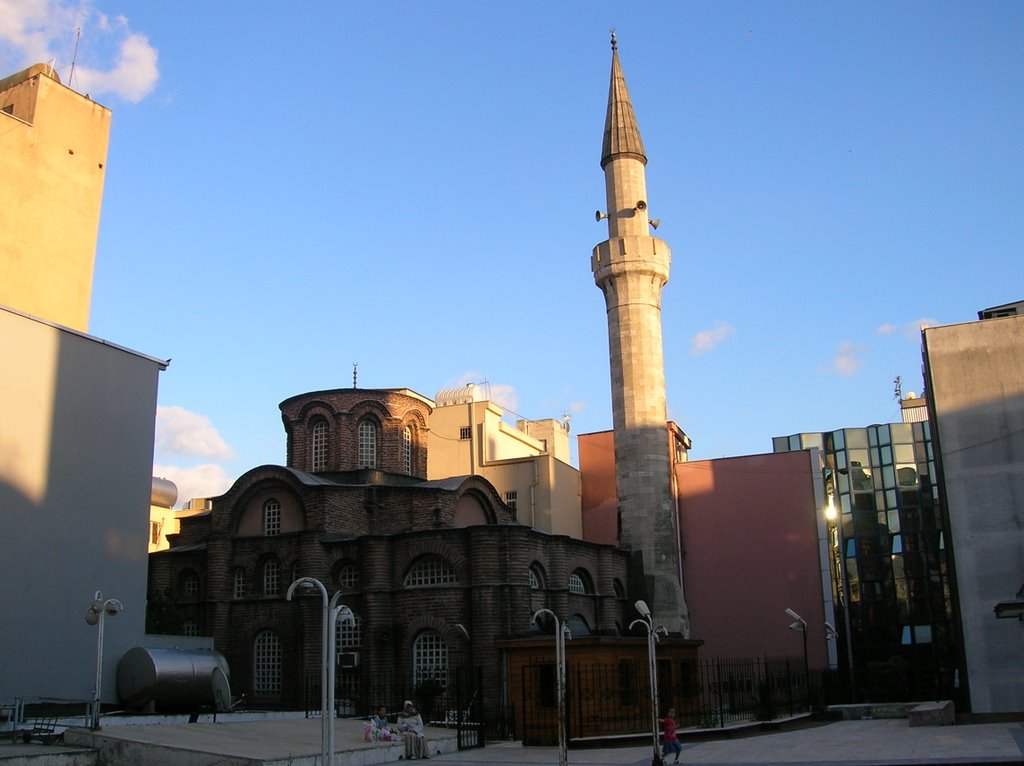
top-left (4, 716), bottom-right (1024, 766)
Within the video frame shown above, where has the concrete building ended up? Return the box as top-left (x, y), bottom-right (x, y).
top-left (591, 34), bottom-right (688, 634)
top-left (149, 478), bottom-right (180, 553)
top-left (580, 430), bottom-right (829, 666)
top-left (427, 383), bottom-right (581, 537)
top-left (0, 64), bottom-right (109, 333)
top-left (922, 309), bottom-right (1024, 714)
top-left (0, 63), bottom-right (199, 714)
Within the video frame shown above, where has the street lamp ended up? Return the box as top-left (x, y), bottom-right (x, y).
top-left (287, 577), bottom-right (334, 765)
top-left (533, 608), bottom-right (570, 766)
top-left (328, 590), bottom-right (354, 748)
top-left (824, 479), bottom-right (857, 700)
top-left (784, 608), bottom-right (809, 704)
top-left (630, 600), bottom-right (664, 766)
top-left (85, 591), bottom-right (123, 730)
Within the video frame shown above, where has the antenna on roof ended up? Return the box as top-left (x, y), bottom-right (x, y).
top-left (893, 375), bottom-right (903, 401)
top-left (353, 363), bottom-right (358, 389)
top-left (69, 27), bottom-right (81, 88)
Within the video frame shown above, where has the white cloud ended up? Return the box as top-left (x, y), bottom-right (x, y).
top-left (828, 341), bottom-right (865, 377)
top-left (156, 405), bottom-right (235, 461)
top-left (690, 321), bottom-right (735, 356)
top-left (153, 463), bottom-right (233, 509)
top-left (0, 0), bottom-right (158, 102)
top-left (75, 29), bottom-right (158, 102)
top-left (876, 318), bottom-right (939, 341)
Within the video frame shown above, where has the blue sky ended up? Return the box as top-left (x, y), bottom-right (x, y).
top-left (3, 2), bottom-right (1021, 506)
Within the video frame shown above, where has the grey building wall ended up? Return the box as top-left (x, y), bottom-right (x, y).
top-left (0, 308), bottom-right (179, 707)
top-left (923, 313), bottom-right (1024, 714)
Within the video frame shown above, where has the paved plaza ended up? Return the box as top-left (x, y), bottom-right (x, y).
top-left (4, 716), bottom-right (1024, 766)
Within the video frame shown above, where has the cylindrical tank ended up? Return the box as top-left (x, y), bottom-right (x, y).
top-left (116, 647), bottom-right (230, 710)
top-left (151, 477), bottom-right (178, 509)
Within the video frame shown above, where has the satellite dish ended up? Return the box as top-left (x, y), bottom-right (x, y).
top-left (211, 666), bottom-right (232, 712)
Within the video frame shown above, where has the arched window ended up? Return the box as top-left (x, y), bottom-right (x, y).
top-left (357, 420), bottom-right (378, 468)
top-left (529, 563), bottom-right (546, 590)
top-left (311, 420), bottom-right (328, 471)
top-left (263, 559), bottom-right (280, 596)
top-left (569, 569), bottom-right (592, 595)
top-left (528, 568), bottom-right (539, 590)
top-left (335, 611), bottom-right (362, 651)
top-left (337, 563), bottom-right (360, 591)
top-left (233, 567), bottom-right (247, 599)
top-left (412, 630), bottom-right (448, 688)
top-left (254, 630), bottom-right (282, 695)
top-left (402, 425), bottom-right (413, 474)
top-left (263, 499), bottom-right (281, 536)
top-left (183, 619), bottom-right (200, 637)
top-left (567, 614), bottom-right (591, 637)
top-left (404, 555), bottom-right (457, 587)
top-left (182, 570), bottom-right (200, 599)
top-left (613, 578), bottom-right (626, 599)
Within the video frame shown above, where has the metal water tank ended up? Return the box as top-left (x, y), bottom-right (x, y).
top-left (116, 647), bottom-right (230, 711)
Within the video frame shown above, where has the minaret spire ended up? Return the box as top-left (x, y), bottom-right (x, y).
top-left (602, 30), bottom-right (647, 169)
top-left (592, 36), bottom-right (690, 636)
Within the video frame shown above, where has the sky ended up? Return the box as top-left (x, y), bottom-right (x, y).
top-left (3, 2), bottom-right (1021, 507)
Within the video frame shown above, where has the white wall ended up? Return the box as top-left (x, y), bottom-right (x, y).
top-left (0, 308), bottom-right (173, 706)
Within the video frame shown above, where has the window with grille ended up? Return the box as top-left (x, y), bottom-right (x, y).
top-left (569, 570), bottom-right (589, 595)
top-left (337, 563), bottom-right (360, 591)
top-left (504, 490), bottom-right (518, 510)
top-left (358, 420), bottom-right (378, 468)
top-left (404, 556), bottom-right (457, 587)
top-left (233, 567), bottom-right (246, 599)
top-left (459, 426), bottom-right (471, 440)
top-left (402, 426), bottom-right (413, 474)
top-left (412, 630), bottom-right (448, 688)
top-left (150, 521), bottom-right (161, 546)
top-left (183, 571), bottom-right (200, 599)
top-left (311, 420), bottom-right (328, 471)
top-left (528, 566), bottom-right (541, 589)
top-left (335, 611), bottom-right (362, 650)
top-left (263, 499), bottom-right (281, 536)
top-left (183, 620), bottom-right (199, 637)
top-left (263, 559), bottom-right (280, 596)
top-left (254, 630), bottom-right (282, 695)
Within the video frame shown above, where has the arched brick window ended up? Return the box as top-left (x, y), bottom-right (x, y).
top-left (263, 558), bottom-right (280, 596)
top-left (357, 420), bottom-right (378, 469)
top-left (402, 425), bottom-right (413, 474)
top-left (404, 555), bottom-right (457, 587)
top-left (311, 420), bottom-right (328, 471)
top-left (412, 630), bottom-right (448, 688)
top-left (254, 630), bottom-right (282, 695)
top-left (233, 567), bottom-right (246, 599)
top-left (263, 499), bottom-right (281, 536)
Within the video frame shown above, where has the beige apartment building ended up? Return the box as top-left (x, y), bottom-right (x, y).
top-left (0, 64), bottom-right (110, 332)
top-left (427, 383), bottom-right (582, 537)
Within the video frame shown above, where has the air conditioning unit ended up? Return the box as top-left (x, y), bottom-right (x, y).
top-left (337, 651), bottom-right (360, 669)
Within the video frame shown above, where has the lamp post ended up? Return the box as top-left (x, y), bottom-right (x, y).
top-left (824, 485), bottom-right (857, 701)
top-left (533, 608), bottom-right (570, 766)
top-left (630, 600), bottom-right (665, 766)
top-left (329, 590), bottom-right (354, 756)
top-left (784, 608), bottom-right (809, 706)
top-left (287, 577), bottom-right (332, 765)
top-left (85, 591), bottom-right (123, 730)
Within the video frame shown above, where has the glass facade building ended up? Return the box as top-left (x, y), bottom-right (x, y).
top-left (774, 422), bottom-right (957, 701)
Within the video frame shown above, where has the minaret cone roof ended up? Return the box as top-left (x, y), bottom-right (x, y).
top-left (601, 35), bottom-right (647, 168)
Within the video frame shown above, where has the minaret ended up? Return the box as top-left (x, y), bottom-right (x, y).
top-left (591, 33), bottom-right (689, 635)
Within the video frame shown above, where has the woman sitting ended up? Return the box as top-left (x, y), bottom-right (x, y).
top-left (397, 700), bottom-right (428, 759)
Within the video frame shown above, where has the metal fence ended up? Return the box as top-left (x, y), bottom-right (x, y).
top-left (304, 666), bottom-right (489, 748)
top-left (520, 655), bottom-right (817, 745)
